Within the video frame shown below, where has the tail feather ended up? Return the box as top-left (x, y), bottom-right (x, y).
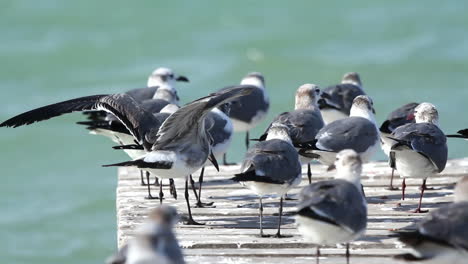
top-left (231, 169), bottom-right (284, 184)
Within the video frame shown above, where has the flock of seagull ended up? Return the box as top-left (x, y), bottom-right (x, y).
top-left (2, 67), bottom-right (468, 264)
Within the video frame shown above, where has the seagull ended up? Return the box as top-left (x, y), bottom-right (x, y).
top-left (0, 86), bottom-right (255, 224)
top-left (258, 84), bottom-right (324, 184)
top-left (191, 103), bottom-right (234, 208)
top-left (297, 95), bottom-right (380, 167)
top-left (394, 176), bottom-right (468, 263)
top-left (295, 149), bottom-right (367, 264)
top-left (231, 123), bottom-right (302, 237)
top-left (88, 104), bottom-right (180, 200)
top-left (84, 67), bottom-right (188, 122)
top-left (388, 102), bottom-right (448, 213)
top-left (380, 102), bottom-right (419, 190)
top-left (223, 72), bottom-right (269, 149)
top-left (446, 129), bottom-right (468, 140)
top-left (318, 72), bottom-right (365, 125)
top-left (106, 205), bottom-right (185, 264)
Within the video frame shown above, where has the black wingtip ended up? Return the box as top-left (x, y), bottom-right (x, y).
top-left (112, 144), bottom-right (144, 150)
top-left (102, 160), bottom-right (139, 167)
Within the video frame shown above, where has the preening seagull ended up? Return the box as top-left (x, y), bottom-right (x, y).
top-left (297, 95), bottom-right (380, 166)
top-left (319, 72), bottom-right (365, 125)
top-left (106, 205), bottom-right (185, 264)
top-left (0, 86), bottom-right (255, 224)
top-left (232, 123), bottom-right (302, 237)
top-left (258, 84), bottom-right (324, 184)
top-left (394, 176), bottom-right (468, 263)
top-left (191, 103), bottom-right (234, 208)
top-left (295, 149), bottom-right (367, 264)
top-left (388, 102), bottom-right (448, 213)
top-left (222, 72), bottom-right (269, 149)
top-left (380, 102), bottom-right (419, 190)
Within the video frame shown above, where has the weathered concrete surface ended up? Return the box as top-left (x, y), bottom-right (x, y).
top-left (116, 158), bottom-right (468, 263)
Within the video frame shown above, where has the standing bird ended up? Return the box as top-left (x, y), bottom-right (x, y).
top-left (258, 84), bottom-right (324, 184)
top-left (84, 67), bottom-right (188, 122)
top-left (388, 103), bottom-right (448, 213)
top-left (106, 205), bottom-right (185, 264)
top-left (191, 103), bottom-right (234, 208)
top-left (298, 95), bottom-right (380, 166)
top-left (380, 102), bottom-right (419, 190)
top-left (0, 86), bottom-right (255, 224)
top-left (295, 149), bottom-right (367, 264)
top-left (319, 72), bottom-right (365, 125)
top-left (231, 123), bottom-right (302, 237)
top-left (394, 176), bottom-right (468, 263)
top-left (224, 72), bottom-right (269, 150)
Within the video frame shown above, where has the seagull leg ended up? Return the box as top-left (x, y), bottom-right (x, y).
top-left (144, 172), bottom-right (157, 200)
top-left (412, 179), bottom-right (429, 213)
top-left (140, 170), bottom-right (147, 186)
top-left (184, 177), bottom-right (204, 225)
top-left (346, 243), bottom-right (350, 264)
top-left (402, 178), bottom-right (406, 200)
top-left (273, 196), bottom-right (284, 238)
top-left (307, 163), bottom-right (312, 184)
top-left (259, 196), bottom-right (266, 237)
top-left (169, 179), bottom-right (177, 200)
top-left (316, 246), bottom-right (320, 264)
top-left (159, 179), bottom-right (164, 204)
top-left (245, 131), bottom-right (250, 149)
top-left (223, 153), bottom-right (236, 166)
top-left (153, 176), bottom-right (160, 186)
top-left (387, 168), bottom-right (399, 190)
top-left (196, 167), bottom-right (215, 208)
top-left (189, 174), bottom-right (200, 202)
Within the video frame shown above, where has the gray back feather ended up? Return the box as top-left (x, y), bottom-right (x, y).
top-left (298, 179), bottom-right (367, 232)
top-left (323, 84), bottom-right (365, 114)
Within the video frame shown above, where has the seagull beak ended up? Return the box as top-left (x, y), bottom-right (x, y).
top-left (176, 75), bottom-right (189, 82)
top-left (327, 164), bottom-right (336, 171)
top-left (208, 151), bottom-right (219, 172)
top-left (372, 107), bottom-right (376, 114)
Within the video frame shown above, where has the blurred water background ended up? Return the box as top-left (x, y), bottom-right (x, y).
top-left (1, 1), bottom-right (468, 263)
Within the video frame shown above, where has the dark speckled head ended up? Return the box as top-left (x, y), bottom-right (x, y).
top-left (454, 176), bottom-right (468, 202)
top-left (414, 102), bottom-right (439, 125)
top-left (295, 83), bottom-right (321, 110)
top-left (335, 149), bottom-right (362, 187)
top-left (241, 72), bottom-right (265, 88)
top-left (147, 67), bottom-right (189, 87)
top-left (341, 72), bottom-right (362, 87)
top-left (352, 95), bottom-right (375, 114)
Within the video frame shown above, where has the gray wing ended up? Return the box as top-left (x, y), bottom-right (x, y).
top-left (206, 110), bottom-right (231, 146)
top-left (140, 98), bottom-right (170, 114)
top-left (125, 86), bottom-right (158, 102)
top-left (316, 117), bottom-right (378, 153)
top-left (240, 139), bottom-right (301, 183)
top-left (379, 102), bottom-right (418, 134)
top-left (297, 179), bottom-right (367, 233)
top-left (392, 123), bottom-right (448, 172)
top-left (221, 87), bottom-right (269, 123)
top-left (417, 202), bottom-right (468, 249)
top-left (322, 84), bottom-right (365, 114)
top-left (153, 85), bottom-right (256, 150)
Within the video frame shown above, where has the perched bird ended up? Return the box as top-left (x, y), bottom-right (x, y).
top-left (388, 103), bottom-right (448, 213)
top-left (232, 123), bottom-right (302, 237)
top-left (319, 72), bottom-right (365, 125)
top-left (106, 205), bottom-right (185, 264)
top-left (84, 67), bottom-right (188, 122)
top-left (0, 86), bottom-right (255, 224)
top-left (223, 72), bottom-right (269, 150)
top-left (298, 95), bottom-right (380, 166)
top-left (190, 103), bottom-right (234, 208)
top-left (259, 84), bottom-right (324, 184)
top-left (295, 149), bottom-right (367, 264)
top-left (446, 129), bottom-right (468, 140)
top-left (380, 102), bottom-right (419, 190)
top-left (394, 176), bottom-right (468, 263)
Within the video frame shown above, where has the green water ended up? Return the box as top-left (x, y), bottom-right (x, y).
top-left (1, 1), bottom-right (468, 263)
